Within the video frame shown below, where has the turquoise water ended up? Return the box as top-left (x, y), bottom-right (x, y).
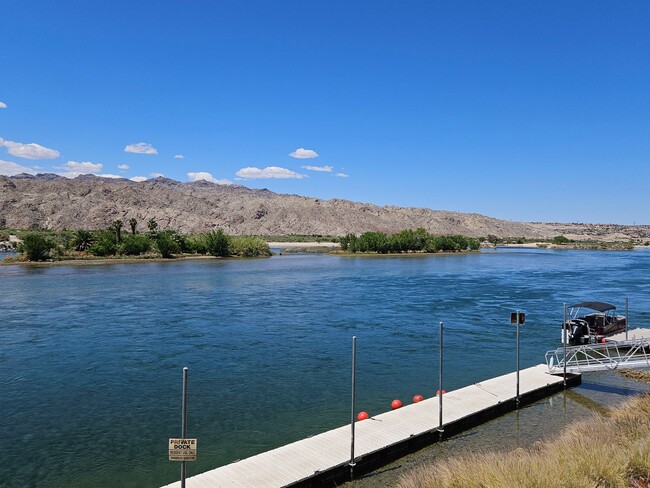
top-left (1, 249), bottom-right (649, 487)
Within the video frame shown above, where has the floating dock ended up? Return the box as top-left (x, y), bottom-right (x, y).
top-left (161, 364), bottom-right (579, 488)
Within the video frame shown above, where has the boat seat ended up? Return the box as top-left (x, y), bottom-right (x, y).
top-left (584, 313), bottom-right (605, 328)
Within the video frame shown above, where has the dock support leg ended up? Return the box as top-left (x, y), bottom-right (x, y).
top-left (181, 367), bottom-right (188, 488)
top-left (563, 304), bottom-right (567, 388)
top-left (350, 336), bottom-right (357, 480)
top-left (516, 313), bottom-right (520, 408)
top-left (438, 321), bottom-right (444, 434)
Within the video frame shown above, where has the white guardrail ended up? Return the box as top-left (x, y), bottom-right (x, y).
top-left (546, 338), bottom-right (650, 374)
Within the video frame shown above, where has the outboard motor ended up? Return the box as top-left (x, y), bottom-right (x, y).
top-left (568, 319), bottom-right (588, 345)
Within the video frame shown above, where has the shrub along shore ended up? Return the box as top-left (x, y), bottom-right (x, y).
top-left (1, 224), bottom-right (488, 263)
top-left (2, 222), bottom-right (643, 263)
top-left (397, 370), bottom-right (650, 488)
top-left (340, 229), bottom-right (480, 253)
top-left (2, 220), bottom-right (271, 262)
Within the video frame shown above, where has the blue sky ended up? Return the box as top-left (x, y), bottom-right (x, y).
top-left (1, 1), bottom-right (648, 224)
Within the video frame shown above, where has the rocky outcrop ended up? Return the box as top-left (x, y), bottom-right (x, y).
top-left (0, 174), bottom-right (647, 239)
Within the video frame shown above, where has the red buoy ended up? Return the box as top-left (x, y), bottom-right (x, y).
top-left (357, 411), bottom-right (369, 421)
top-left (391, 399), bottom-right (403, 409)
top-left (413, 394), bottom-right (424, 403)
top-left (436, 389), bottom-right (447, 396)
top-left (600, 338), bottom-right (607, 344)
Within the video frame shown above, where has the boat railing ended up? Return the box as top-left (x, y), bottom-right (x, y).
top-left (545, 338), bottom-right (650, 374)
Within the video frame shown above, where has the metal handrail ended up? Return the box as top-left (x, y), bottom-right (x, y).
top-left (546, 338), bottom-right (650, 374)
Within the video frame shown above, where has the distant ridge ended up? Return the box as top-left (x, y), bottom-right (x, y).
top-left (0, 174), bottom-right (647, 240)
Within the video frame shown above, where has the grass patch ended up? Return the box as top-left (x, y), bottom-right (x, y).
top-left (398, 393), bottom-right (650, 488)
top-left (617, 369), bottom-right (650, 385)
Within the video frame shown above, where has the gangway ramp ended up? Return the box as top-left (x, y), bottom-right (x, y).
top-left (546, 337), bottom-right (650, 374)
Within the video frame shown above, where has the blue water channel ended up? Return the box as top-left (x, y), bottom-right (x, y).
top-left (1, 248), bottom-right (649, 487)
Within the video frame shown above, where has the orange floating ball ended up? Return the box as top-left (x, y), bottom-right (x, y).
top-left (357, 411), bottom-right (369, 421)
top-left (413, 394), bottom-right (424, 403)
top-left (600, 338), bottom-right (607, 343)
top-left (391, 399), bottom-right (403, 409)
top-left (436, 389), bottom-right (447, 396)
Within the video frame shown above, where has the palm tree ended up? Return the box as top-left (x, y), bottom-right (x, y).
top-left (129, 218), bottom-right (137, 235)
top-left (72, 230), bottom-right (94, 251)
top-left (111, 220), bottom-right (123, 244)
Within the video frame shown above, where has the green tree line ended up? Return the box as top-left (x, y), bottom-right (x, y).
top-left (339, 228), bottom-right (480, 254)
top-left (14, 220), bottom-right (271, 262)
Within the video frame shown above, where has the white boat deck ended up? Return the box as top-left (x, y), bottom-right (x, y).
top-left (161, 364), bottom-right (568, 488)
top-left (608, 327), bottom-right (650, 341)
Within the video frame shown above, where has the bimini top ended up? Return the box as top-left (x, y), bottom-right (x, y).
top-left (568, 301), bottom-right (617, 312)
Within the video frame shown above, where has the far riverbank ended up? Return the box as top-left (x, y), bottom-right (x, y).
top-left (267, 241), bottom-right (341, 248)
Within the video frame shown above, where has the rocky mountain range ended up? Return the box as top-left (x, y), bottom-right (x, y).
top-left (1, 174), bottom-right (648, 240)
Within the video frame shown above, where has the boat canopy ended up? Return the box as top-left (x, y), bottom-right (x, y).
top-left (568, 301), bottom-right (616, 312)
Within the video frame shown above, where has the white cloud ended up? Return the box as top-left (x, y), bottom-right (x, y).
top-left (336, 173), bottom-right (349, 178)
top-left (301, 165), bottom-right (333, 172)
top-left (64, 160), bottom-right (103, 172)
top-left (54, 160), bottom-right (103, 178)
top-left (1, 137), bottom-right (60, 160)
top-left (0, 159), bottom-right (37, 176)
top-left (97, 174), bottom-right (123, 179)
top-left (130, 176), bottom-right (148, 182)
top-left (187, 171), bottom-right (233, 185)
top-left (289, 148), bottom-right (318, 159)
top-left (124, 142), bottom-right (158, 154)
top-left (236, 166), bottom-right (306, 179)
top-left (150, 172), bottom-right (165, 178)
top-left (118, 164), bottom-right (129, 170)
top-left (174, 154), bottom-right (185, 159)
top-left (0, 102), bottom-right (7, 109)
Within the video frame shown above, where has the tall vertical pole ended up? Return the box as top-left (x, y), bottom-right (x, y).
top-left (438, 321), bottom-right (443, 433)
top-left (181, 367), bottom-right (188, 488)
top-left (563, 304), bottom-right (567, 388)
top-left (516, 311), bottom-right (520, 408)
top-left (626, 297), bottom-right (629, 341)
top-left (350, 336), bottom-right (357, 480)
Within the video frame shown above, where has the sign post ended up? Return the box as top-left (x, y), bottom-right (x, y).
top-left (181, 367), bottom-right (188, 487)
top-left (510, 311), bottom-right (525, 407)
top-left (169, 438), bottom-right (197, 462)
top-left (168, 367), bottom-right (197, 487)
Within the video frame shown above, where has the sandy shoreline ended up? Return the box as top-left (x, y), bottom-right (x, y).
top-left (0, 254), bottom-right (224, 266)
top-left (267, 241), bottom-right (340, 248)
top-left (497, 242), bottom-right (649, 250)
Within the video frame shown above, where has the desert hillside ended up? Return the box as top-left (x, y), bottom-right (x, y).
top-left (1, 174), bottom-right (647, 240)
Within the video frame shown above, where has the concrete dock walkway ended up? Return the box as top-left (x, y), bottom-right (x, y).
top-left (161, 364), bottom-right (579, 488)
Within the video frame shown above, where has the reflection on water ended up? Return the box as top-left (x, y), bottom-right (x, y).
top-left (1, 249), bottom-right (649, 487)
top-left (578, 381), bottom-right (647, 397)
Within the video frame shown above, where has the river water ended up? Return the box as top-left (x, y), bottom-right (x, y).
top-left (1, 248), bottom-right (649, 487)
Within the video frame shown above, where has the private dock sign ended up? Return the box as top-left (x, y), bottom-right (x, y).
top-left (169, 438), bottom-right (197, 461)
